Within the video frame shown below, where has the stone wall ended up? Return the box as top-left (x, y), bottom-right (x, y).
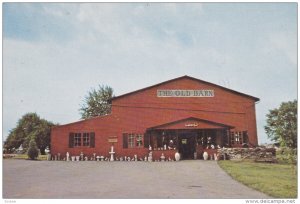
top-left (217, 147), bottom-right (277, 162)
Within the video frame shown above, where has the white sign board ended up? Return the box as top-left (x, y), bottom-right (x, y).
top-left (157, 90), bottom-right (214, 97)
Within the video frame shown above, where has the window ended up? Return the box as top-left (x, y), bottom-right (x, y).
top-left (74, 133), bottom-right (81, 147)
top-left (230, 131), bottom-right (244, 145)
top-left (69, 132), bottom-right (95, 148)
top-left (123, 133), bottom-right (144, 148)
top-left (136, 134), bottom-right (143, 147)
top-left (83, 133), bottom-right (90, 146)
top-left (128, 134), bottom-right (135, 148)
top-left (236, 132), bottom-right (242, 144)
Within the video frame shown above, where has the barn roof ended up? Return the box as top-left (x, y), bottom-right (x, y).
top-left (110, 75), bottom-right (260, 102)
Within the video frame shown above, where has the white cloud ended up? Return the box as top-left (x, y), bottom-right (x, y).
top-left (73, 3), bottom-right (204, 46)
top-left (266, 31), bottom-right (297, 65)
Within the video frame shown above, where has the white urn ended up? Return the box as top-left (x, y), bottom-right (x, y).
top-left (203, 152), bottom-right (208, 160)
top-left (175, 152), bottom-right (180, 161)
top-left (71, 156), bottom-right (75, 162)
top-left (160, 153), bottom-right (166, 161)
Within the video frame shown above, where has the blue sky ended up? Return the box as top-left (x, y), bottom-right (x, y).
top-left (3, 3), bottom-right (297, 144)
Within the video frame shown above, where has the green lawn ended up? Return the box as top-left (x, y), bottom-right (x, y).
top-left (218, 160), bottom-right (297, 198)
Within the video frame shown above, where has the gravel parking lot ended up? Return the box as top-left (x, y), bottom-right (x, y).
top-left (3, 159), bottom-right (271, 199)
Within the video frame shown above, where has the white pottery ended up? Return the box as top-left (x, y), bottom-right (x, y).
top-left (175, 152), bottom-right (180, 161)
top-left (76, 156), bottom-right (80, 161)
top-left (66, 152), bottom-right (70, 162)
top-left (203, 152), bottom-right (208, 160)
top-left (214, 153), bottom-right (218, 161)
top-left (71, 156), bottom-right (75, 161)
top-left (160, 153), bottom-right (165, 161)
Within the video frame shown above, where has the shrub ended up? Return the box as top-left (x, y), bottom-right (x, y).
top-left (276, 147), bottom-right (297, 165)
top-left (27, 139), bottom-right (39, 160)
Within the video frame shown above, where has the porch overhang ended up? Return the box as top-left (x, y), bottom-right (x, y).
top-left (147, 117), bottom-right (234, 131)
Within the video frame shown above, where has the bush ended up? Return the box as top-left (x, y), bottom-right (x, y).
top-left (27, 139), bottom-right (39, 160)
top-left (276, 147), bottom-right (297, 165)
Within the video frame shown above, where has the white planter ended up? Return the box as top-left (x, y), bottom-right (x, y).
top-left (75, 156), bottom-right (80, 161)
top-left (160, 153), bottom-right (165, 161)
top-left (71, 156), bottom-right (75, 161)
top-left (203, 152), bottom-right (208, 160)
top-left (175, 152), bottom-right (180, 161)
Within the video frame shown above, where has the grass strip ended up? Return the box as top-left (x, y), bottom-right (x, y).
top-left (218, 160), bottom-right (297, 198)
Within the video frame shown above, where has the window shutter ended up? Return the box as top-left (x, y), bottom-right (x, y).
top-left (90, 132), bottom-right (95, 148)
top-left (77, 133), bottom-right (82, 146)
top-left (69, 133), bottom-right (74, 148)
top-left (144, 133), bottom-right (150, 148)
top-left (242, 131), bottom-right (248, 143)
top-left (123, 133), bottom-right (128, 149)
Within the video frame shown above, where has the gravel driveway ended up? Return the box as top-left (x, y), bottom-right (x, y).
top-left (3, 159), bottom-right (271, 199)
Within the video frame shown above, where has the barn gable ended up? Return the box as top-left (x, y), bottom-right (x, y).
top-left (111, 75), bottom-right (259, 104)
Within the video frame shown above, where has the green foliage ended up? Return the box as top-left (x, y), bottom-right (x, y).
top-left (79, 85), bottom-right (114, 119)
top-left (264, 100), bottom-right (297, 148)
top-left (4, 154), bottom-right (48, 160)
top-left (276, 147), bottom-right (297, 165)
top-left (4, 113), bottom-right (56, 154)
top-left (27, 139), bottom-right (39, 160)
top-left (218, 160), bottom-right (297, 198)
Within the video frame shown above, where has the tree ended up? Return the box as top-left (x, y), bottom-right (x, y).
top-left (27, 139), bottom-right (39, 160)
top-left (4, 113), bottom-right (56, 154)
top-left (264, 100), bottom-right (297, 148)
top-left (34, 119), bottom-right (53, 154)
top-left (79, 85), bottom-right (114, 119)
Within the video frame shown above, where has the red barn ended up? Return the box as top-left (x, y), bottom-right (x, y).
top-left (51, 76), bottom-right (259, 160)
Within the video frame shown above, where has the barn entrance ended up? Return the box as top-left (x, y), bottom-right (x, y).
top-left (178, 131), bottom-right (196, 159)
top-left (146, 117), bottom-right (234, 160)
